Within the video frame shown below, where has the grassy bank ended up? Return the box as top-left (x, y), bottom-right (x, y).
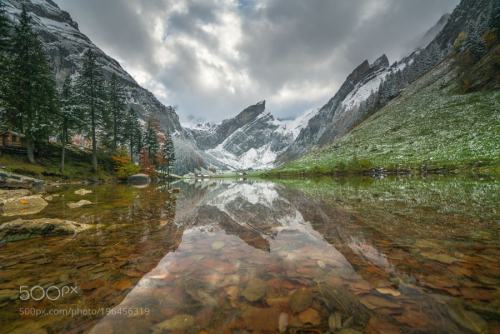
top-left (0, 145), bottom-right (115, 182)
top-left (264, 60), bottom-right (500, 178)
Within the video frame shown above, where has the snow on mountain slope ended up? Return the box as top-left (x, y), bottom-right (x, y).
top-left (276, 108), bottom-right (319, 141)
top-left (189, 101), bottom-right (320, 170)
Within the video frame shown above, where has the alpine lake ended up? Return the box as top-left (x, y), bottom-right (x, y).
top-left (0, 175), bottom-right (499, 334)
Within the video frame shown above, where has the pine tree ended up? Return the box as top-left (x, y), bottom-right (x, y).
top-left (76, 48), bottom-right (105, 173)
top-left (0, 1), bottom-right (9, 50)
top-left (123, 107), bottom-right (142, 162)
top-left (59, 76), bottom-right (82, 173)
top-left (143, 117), bottom-right (159, 167)
top-left (104, 73), bottom-right (126, 151)
top-left (0, 2), bottom-right (10, 128)
top-left (6, 5), bottom-right (58, 163)
top-left (160, 131), bottom-right (175, 177)
top-left (494, 0), bottom-right (500, 34)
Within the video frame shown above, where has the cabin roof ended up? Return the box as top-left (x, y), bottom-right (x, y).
top-left (1, 130), bottom-right (25, 138)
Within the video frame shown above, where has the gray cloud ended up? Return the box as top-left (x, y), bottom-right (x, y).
top-left (56, 0), bottom-right (459, 122)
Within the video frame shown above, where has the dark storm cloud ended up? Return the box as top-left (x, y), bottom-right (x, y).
top-left (56, 0), bottom-right (459, 122)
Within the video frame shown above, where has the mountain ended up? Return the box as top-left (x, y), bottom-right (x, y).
top-left (5, 0), bottom-right (495, 174)
top-left (3, 0), bottom-right (208, 174)
top-left (186, 101), bottom-right (316, 170)
top-left (414, 13), bottom-right (451, 50)
top-left (267, 55), bottom-right (500, 176)
top-left (278, 0), bottom-right (496, 163)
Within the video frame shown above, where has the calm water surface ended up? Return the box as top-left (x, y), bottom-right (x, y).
top-left (0, 177), bottom-right (499, 333)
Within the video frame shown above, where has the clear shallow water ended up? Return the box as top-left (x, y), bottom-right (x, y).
top-left (0, 177), bottom-right (499, 333)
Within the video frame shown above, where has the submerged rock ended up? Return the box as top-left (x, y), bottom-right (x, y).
top-left (420, 252), bottom-right (458, 264)
top-left (74, 188), bottom-right (92, 196)
top-left (298, 308), bottom-right (321, 325)
top-left (1, 195), bottom-right (48, 217)
top-left (290, 288), bottom-right (313, 313)
top-left (67, 200), bottom-right (92, 209)
top-left (447, 302), bottom-right (488, 334)
top-left (278, 312), bottom-right (288, 333)
top-left (0, 189), bottom-right (31, 201)
top-left (242, 278), bottom-right (267, 302)
top-left (152, 314), bottom-right (194, 332)
top-left (329, 311), bottom-right (342, 330)
top-left (211, 240), bottom-right (225, 250)
top-left (0, 218), bottom-right (92, 242)
top-left (338, 329), bottom-right (362, 334)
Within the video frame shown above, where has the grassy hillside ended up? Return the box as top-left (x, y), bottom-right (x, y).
top-left (0, 145), bottom-right (115, 181)
top-left (266, 59), bottom-right (500, 177)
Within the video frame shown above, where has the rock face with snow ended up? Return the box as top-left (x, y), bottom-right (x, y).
top-left (279, 55), bottom-right (391, 161)
top-left (188, 101), bottom-right (301, 170)
top-left (3, 0), bottom-right (208, 174)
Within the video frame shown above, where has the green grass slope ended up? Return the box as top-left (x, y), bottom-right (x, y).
top-left (267, 59), bottom-right (500, 177)
top-left (0, 145), bottom-right (115, 181)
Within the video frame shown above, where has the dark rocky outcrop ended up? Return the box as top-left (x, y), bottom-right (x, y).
top-left (0, 170), bottom-right (44, 190)
top-left (0, 218), bottom-right (92, 243)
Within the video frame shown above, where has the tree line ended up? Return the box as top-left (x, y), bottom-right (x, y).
top-left (0, 4), bottom-right (175, 177)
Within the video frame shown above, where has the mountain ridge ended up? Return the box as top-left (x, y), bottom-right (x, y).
top-left (3, 0), bottom-right (211, 174)
top-left (277, 0), bottom-right (496, 164)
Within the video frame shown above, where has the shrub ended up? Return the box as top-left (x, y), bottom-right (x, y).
top-left (112, 153), bottom-right (140, 180)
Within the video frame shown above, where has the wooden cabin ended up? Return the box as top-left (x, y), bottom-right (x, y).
top-left (0, 131), bottom-right (26, 149)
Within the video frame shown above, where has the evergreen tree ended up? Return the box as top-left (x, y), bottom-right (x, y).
top-left (76, 48), bottom-right (105, 173)
top-left (0, 2), bottom-right (10, 128)
top-left (123, 107), bottom-right (142, 162)
top-left (0, 1), bottom-right (9, 50)
top-left (59, 76), bottom-right (81, 173)
top-left (104, 73), bottom-right (126, 151)
top-left (160, 131), bottom-right (175, 176)
top-left (6, 5), bottom-right (58, 163)
top-left (494, 0), bottom-right (500, 34)
top-left (143, 117), bottom-right (159, 166)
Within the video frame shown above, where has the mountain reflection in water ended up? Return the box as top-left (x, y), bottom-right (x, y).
top-left (1, 177), bottom-right (499, 333)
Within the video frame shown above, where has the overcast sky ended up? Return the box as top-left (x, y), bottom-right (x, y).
top-left (56, 0), bottom-right (458, 124)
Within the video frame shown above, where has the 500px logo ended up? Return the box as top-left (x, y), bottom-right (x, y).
top-left (19, 285), bottom-right (79, 301)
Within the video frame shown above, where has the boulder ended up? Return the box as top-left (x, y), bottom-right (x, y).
top-left (0, 171), bottom-right (44, 190)
top-left (0, 189), bottom-right (31, 201)
top-left (128, 174), bottom-right (151, 186)
top-left (0, 218), bottom-right (92, 242)
top-left (74, 188), bottom-right (92, 196)
top-left (67, 200), bottom-right (92, 209)
top-left (1, 195), bottom-right (48, 217)
top-left (242, 279), bottom-right (267, 302)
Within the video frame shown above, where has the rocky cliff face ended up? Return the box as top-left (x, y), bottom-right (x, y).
top-left (3, 0), bottom-right (209, 174)
top-left (279, 0), bottom-right (496, 163)
top-left (188, 101), bottom-right (304, 170)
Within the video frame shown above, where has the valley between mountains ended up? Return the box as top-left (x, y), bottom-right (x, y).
top-left (1, 0), bottom-right (499, 177)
